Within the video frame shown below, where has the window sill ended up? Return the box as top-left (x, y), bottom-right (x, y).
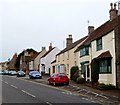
top-left (80, 55), bottom-right (89, 58)
top-left (99, 72), bottom-right (112, 74)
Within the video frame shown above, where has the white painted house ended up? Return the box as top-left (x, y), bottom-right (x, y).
top-left (40, 43), bottom-right (60, 75)
top-left (75, 3), bottom-right (120, 88)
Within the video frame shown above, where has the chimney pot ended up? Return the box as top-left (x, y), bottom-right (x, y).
top-left (88, 26), bottom-right (94, 35)
top-left (49, 43), bottom-right (52, 50)
top-left (110, 3), bottom-right (113, 9)
top-left (114, 3), bottom-right (117, 10)
top-left (109, 3), bottom-right (118, 20)
top-left (69, 34), bottom-right (72, 38)
top-left (42, 47), bottom-right (46, 51)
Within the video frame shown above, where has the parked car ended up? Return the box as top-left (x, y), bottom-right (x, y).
top-left (2, 70), bottom-right (9, 75)
top-left (29, 71), bottom-right (42, 79)
top-left (0, 71), bottom-right (3, 75)
top-left (17, 71), bottom-right (26, 77)
top-left (9, 71), bottom-right (17, 76)
top-left (48, 73), bottom-right (69, 86)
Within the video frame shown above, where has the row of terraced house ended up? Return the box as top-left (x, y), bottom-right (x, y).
top-left (0, 3), bottom-right (120, 88)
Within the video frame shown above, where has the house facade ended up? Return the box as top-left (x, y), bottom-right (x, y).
top-left (51, 35), bottom-right (88, 78)
top-left (29, 47), bottom-right (47, 71)
top-left (75, 3), bottom-right (120, 88)
top-left (19, 48), bottom-right (38, 74)
top-left (8, 53), bottom-right (17, 70)
top-left (0, 61), bottom-right (8, 71)
top-left (39, 43), bottom-right (60, 75)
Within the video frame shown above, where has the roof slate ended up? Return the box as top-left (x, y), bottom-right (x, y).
top-left (81, 16), bottom-right (120, 46)
top-left (56, 36), bottom-right (88, 55)
top-left (97, 51), bottom-right (112, 59)
top-left (41, 47), bottom-right (55, 58)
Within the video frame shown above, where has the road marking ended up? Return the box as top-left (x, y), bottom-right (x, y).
top-left (4, 82), bottom-right (8, 84)
top-left (46, 101), bottom-right (52, 105)
top-left (11, 85), bottom-right (18, 89)
top-left (22, 90), bottom-right (36, 98)
top-left (82, 97), bottom-right (89, 101)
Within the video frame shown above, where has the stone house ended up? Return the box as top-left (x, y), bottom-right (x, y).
top-left (51, 34), bottom-right (88, 78)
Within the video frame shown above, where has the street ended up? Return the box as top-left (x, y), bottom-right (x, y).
top-left (1, 75), bottom-right (101, 105)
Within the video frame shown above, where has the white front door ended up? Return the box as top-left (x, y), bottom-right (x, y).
top-left (85, 64), bottom-right (91, 82)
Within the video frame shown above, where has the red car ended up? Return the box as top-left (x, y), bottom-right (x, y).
top-left (48, 73), bottom-right (69, 86)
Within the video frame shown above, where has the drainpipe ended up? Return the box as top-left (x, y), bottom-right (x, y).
top-left (114, 1), bottom-right (120, 88)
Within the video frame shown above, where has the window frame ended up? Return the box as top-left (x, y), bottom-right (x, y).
top-left (80, 46), bottom-right (89, 57)
top-left (99, 59), bottom-right (112, 74)
top-left (96, 38), bottom-right (102, 51)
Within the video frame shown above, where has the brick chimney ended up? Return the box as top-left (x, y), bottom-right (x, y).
top-left (88, 26), bottom-right (94, 35)
top-left (42, 47), bottom-right (46, 51)
top-left (66, 34), bottom-right (73, 47)
top-left (109, 3), bottom-right (118, 21)
top-left (49, 43), bottom-right (52, 50)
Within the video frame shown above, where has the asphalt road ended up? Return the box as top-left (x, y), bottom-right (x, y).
top-left (1, 75), bottom-right (101, 105)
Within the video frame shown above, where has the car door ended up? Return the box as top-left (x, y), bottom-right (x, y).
top-left (49, 74), bottom-right (55, 83)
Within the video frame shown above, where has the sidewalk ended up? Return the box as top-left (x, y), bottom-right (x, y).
top-left (70, 80), bottom-right (120, 101)
top-left (42, 75), bottom-right (120, 105)
top-left (70, 80), bottom-right (120, 99)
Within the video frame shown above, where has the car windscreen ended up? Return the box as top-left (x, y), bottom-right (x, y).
top-left (57, 73), bottom-right (65, 77)
top-left (31, 71), bottom-right (39, 74)
top-left (18, 71), bottom-right (24, 73)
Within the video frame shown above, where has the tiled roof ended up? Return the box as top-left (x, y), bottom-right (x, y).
top-left (31, 52), bottom-right (40, 61)
top-left (41, 47), bottom-right (55, 58)
top-left (56, 36), bottom-right (88, 55)
top-left (97, 51), bottom-right (112, 59)
top-left (80, 15), bottom-right (120, 46)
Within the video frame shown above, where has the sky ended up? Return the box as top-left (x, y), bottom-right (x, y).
top-left (0, 0), bottom-right (118, 62)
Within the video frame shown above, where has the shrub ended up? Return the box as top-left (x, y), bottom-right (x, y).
top-left (97, 83), bottom-right (115, 90)
top-left (70, 66), bottom-right (79, 80)
top-left (76, 77), bottom-right (85, 84)
top-left (72, 70), bottom-right (79, 82)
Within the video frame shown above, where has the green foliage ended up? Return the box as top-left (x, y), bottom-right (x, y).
top-left (70, 66), bottom-right (79, 80)
top-left (97, 83), bottom-right (115, 90)
top-left (72, 70), bottom-right (79, 82)
top-left (76, 77), bottom-right (85, 84)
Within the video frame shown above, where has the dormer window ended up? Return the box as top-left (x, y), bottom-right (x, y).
top-left (80, 46), bottom-right (89, 57)
top-left (96, 38), bottom-right (102, 51)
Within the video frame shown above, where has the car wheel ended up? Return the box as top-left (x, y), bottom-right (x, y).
top-left (66, 82), bottom-right (69, 85)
